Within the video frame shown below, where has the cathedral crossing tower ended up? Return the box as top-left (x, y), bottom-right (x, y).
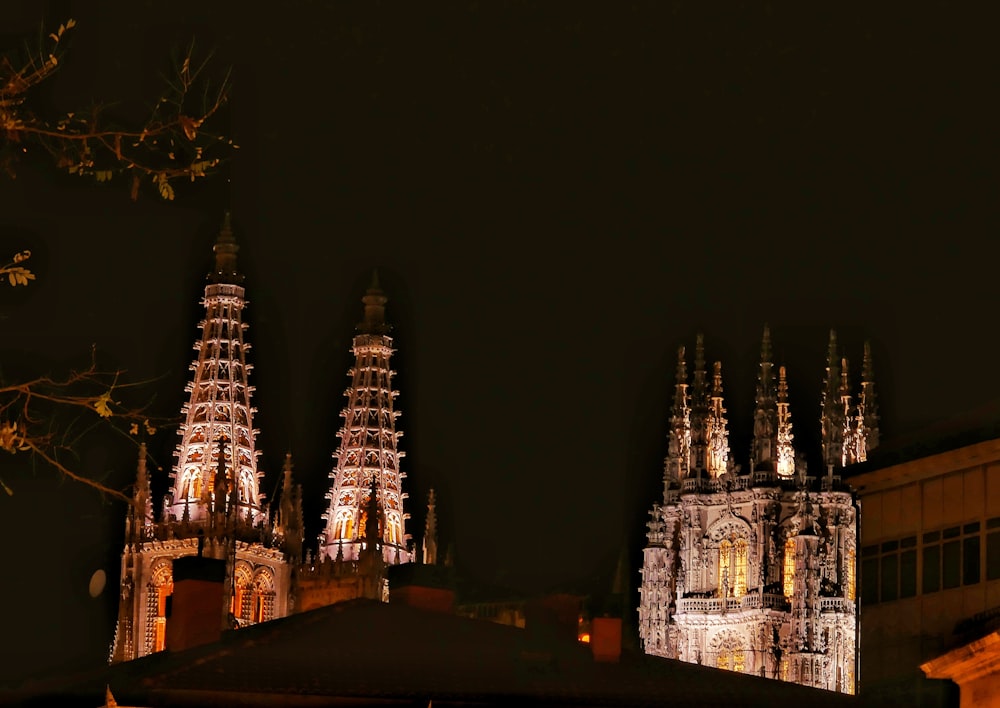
top-left (638, 327), bottom-right (874, 693)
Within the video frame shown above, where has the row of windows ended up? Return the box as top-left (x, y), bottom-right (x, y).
top-left (861, 517), bottom-right (1000, 604)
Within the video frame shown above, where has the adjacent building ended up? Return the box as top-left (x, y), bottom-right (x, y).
top-left (847, 433), bottom-right (1000, 706)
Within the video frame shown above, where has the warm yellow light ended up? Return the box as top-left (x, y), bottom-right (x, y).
top-left (846, 547), bottom-right (856, 601)
top-left (578, 633), bottom-right (591, 644)
top-left (783, 538), bottom-right (796, 597)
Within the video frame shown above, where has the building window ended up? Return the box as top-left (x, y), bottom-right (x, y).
top-left (733, 539), bottom-right (748, 598)
top-left (783, 538), bottom-right (796, 597)
top-left (863, 536), bottom-right (916, 604)
top-left (148, 560), bottom-right (173, 654)
top-left (923, 523), bottom-right (981, 594)
top-left (717, 538), bottom-right (748, 598)
top-left (719, 539), bottom-right (732, 594)
top-left (845, 547), bottom-right (856, 601)
top-left (717, 647), bottom-right (745, 673)
top-left (987, 517), bottom-right (1000, 581)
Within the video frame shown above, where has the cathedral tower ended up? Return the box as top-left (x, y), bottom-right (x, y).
top-left (638, 328), bottom-right (875, 693)
top-left (319, 273), bottom-right (413, 566)
top-left (110, 215), bottom-right (299, 663)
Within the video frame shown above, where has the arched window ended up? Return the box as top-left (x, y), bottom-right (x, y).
top-left (718, 537), bottom-right (748, 598)
top-left (783, 538), bottom-right (796, 597)
top-left (845, 546), bottom-right (856, 601)
top-left (733, 539), bottom-right (748, 598)
top-left (232, 563), bottom-right (253, 622)
top-left (148, 560), bottom-right (173, 653)
top-left (718, 539), bottom-right (732, 593)
top-left (251, 568), bottom-right (275, 624)
top-left (714, 634), bottom-right (746, 673)
top-left (335, 511), bottom-right (354, 540)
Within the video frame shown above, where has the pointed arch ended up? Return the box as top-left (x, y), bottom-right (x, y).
top-left (147, 558), bottom-right (173, 653)
top-left (232, 562), bottom-right (253, 622)
top-left (250, 567), bottom-right (275, 624)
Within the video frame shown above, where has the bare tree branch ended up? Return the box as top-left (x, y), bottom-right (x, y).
top-left (0, 19), bottom-right (237, 200)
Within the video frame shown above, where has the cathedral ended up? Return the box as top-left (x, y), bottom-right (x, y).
top-left (637, 328), bottom-right (876, 693)
top-left (109, 215), bottom-right (419, 662)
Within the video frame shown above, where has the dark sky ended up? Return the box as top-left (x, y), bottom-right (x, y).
top-left (2, 0), bottom-right (999, 682)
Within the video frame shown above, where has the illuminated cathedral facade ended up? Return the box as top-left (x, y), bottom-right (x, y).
top-left (638, 328), bottom-right (876, 693)
top-left (110, 216), bottom-right (414, 662)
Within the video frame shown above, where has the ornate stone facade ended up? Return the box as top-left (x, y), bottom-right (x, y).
top-left (110, 215), bottom-right (302, 663)
top-left (110, 221), bottom-right (416, 663)
top-left (319, 272), bottom-right (413, 567)
top-left (638, 328), bottom-right (875, 693)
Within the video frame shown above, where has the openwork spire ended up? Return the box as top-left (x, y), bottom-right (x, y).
top-left (166, 217), bottom-right (264, 524)
top-left (320, 277), bottom-right (412, 564)
top-left (131, 442), bottom-right (154, 533)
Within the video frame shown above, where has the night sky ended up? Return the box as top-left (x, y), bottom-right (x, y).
top-left (2, 0), bottom-right (998, 682)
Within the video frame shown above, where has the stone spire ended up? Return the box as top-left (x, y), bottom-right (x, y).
top-left (750, 325), bottom-right (779, 474)
top-left (166, 215), bottom-right (265, 524)
top-left (359, 269), bottom-right (390, 335)
top-left (664, 346), bottom-right (691, 489)
top-left (859, 341), bottom-right (880, 453)
top-left (209, 211), bottom-right (243, 284)
top-left (820, 330), bottom-right (845, 474)
top-left (775, 365), bottom-right (796, 478)
top-left (689, 333), bottom-right (709, 476)
top-left (706, 361), bottom-right (731, 478)
top-left (132, 442), bottom-right (154, 532)
top-left (422, 488), bottom-right (438, 565)
top-left (320, 276), bottom-right (412, 564)
top-left (277, 453), bottom-right (304, 562)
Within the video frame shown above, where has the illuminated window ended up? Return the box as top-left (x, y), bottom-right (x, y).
top-left (250, 568), bottom-right (275, 625)
top-left (232, 563), bottom-right (252, 621)
top-left (149, 560), bottom-right (173, 653)
top-left (783, 538), bottom-right (796, 597)
top-left (716, 647), bottom-right (745, 673)
top-left (733, 539), bottom-right (747, 598)
top-left (845, 547), bottom-right (856, 601)
top-left (781, 658), bottom-right (789, 682)
top-left (719, 539), bottom-right (732, 593)
top-left (190, 473), bottom-right (201, 499)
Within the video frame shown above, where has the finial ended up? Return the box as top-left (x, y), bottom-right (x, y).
top-left (778, 365), bottom-right (789, 402)
top-left (358, 270), bottom-right (390, 334)
top-left (209, 211), bottom-right (243, 284)
top-left (712, 361), bottom-right (724, 397)
top-left (761, 324), bottom-right (772, 363)
top-left (862, 341), bottom-right (874, 381)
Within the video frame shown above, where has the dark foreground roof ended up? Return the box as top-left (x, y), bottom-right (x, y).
top-left (5, 599), bottom-right (861, 708)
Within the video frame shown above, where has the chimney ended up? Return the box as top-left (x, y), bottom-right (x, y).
top-left (386, 563), bottom-right (456, 614)
top-left (165, 556), bottom-right (226, 652)
top-left (590, 616), bottom-right (623, 663)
